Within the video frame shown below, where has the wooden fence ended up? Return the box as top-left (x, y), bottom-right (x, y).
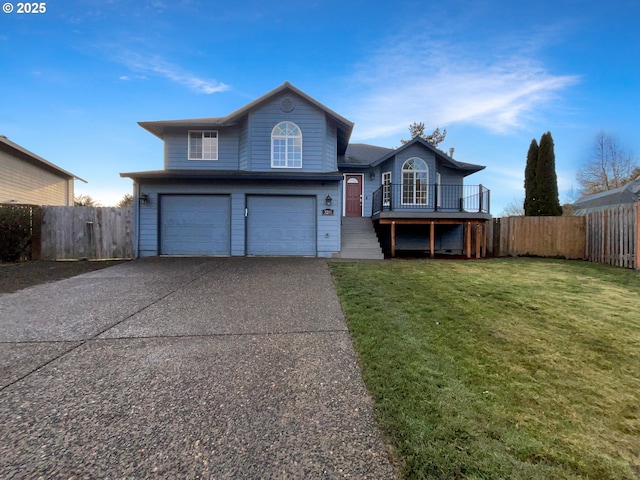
top-left (585, 203), bottom-right (639, 269)
top-left (40, 206), bottom-right (133, 260)
top-left (493, 216), bottom-right (586, 260)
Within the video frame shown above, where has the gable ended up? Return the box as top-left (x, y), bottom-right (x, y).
top-left (244, 91), bottom-right (328, 172)
top-left (139, 82), bottom-right (353, 155)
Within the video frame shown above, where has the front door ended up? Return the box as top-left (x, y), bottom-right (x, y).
top-left (345, 175), bottom-right (363, 217)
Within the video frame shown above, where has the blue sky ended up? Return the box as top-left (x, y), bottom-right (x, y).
top-left (1, 0), bottom-right (639, 213)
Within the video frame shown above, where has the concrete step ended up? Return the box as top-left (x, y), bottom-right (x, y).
top-left (338, 216), bottom-right (384, 260)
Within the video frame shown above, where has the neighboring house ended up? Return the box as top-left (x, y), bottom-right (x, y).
top-left (573, 177), bottom-right (640, 215)
top-left (0, 135), bottom-right (84, 206)
top-left (121, 82), bottom-right (490, 258)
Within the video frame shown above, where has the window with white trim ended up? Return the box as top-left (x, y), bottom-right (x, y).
top-left (271, 121), bottom-right (302, 168)
top-left (402, 157), bottom-right (428, 205)
top-left (382, 171), bottom-right (392, 206)
top-left (189, 131), bottom-right (218, 160)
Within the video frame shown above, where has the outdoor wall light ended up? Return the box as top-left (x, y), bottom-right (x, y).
top-left (139, 193), bottom-right (149, 204)
top-left (369, 171), bottom-right (376, 180)
top-left (325, 194), bottom-right (332, 206)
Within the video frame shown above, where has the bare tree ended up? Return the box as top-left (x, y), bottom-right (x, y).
top-left (500, 197), bottom-right (525, 217)
top-left (576, 131), bottom-right (638, 194)
top-left (74, 194), bottom-right (101, 207)
top-left (116, 193), bottom-right (133, 207)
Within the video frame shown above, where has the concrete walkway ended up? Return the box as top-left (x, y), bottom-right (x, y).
top-left (0, 257), bottom-right (395, 479)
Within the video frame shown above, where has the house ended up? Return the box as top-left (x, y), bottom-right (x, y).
top-left (0, 135), bottom-right (84, 206)
top-left (573, 177), bottom-right (640, 215)
top-left (121, 82), bottom-right (490, 259)
top-left (341, 137), bottom-right (490, 257)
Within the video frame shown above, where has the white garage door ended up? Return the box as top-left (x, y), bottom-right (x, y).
top-left (160, 195), bottom-right (231, 255)
top-left (246, 195), bottom-right (316, 256)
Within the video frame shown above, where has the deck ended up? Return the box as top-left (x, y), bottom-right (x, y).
top-left (371, 184), bottom-right (491, 258)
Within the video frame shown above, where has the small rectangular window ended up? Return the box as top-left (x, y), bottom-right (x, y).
top-left (189, 131), bottom-right (218, 160)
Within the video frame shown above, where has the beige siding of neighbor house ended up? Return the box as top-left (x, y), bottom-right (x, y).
top-left (0, 150), bottom-right (74, 205)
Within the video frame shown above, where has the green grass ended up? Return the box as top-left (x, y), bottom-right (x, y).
top-left (329, 258), bottom-right (640, 479)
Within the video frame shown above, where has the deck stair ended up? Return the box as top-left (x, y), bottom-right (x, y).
top-left (334, 217), bottom-right (384, 260)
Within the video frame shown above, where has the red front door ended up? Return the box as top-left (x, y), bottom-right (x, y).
top-left (345, 175), bottom-right (363, 217)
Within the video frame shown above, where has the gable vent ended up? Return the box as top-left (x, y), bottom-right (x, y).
top-left (280, 97), bottom-right (295, 113)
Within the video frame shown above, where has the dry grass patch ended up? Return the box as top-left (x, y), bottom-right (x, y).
top-left (330, 258), bottom-right (640, 479)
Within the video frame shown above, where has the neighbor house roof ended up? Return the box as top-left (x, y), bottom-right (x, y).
top-left (138, 82), bottom-right (354, 155)
top-left (0, 135), bottom-right (86, 182)
top-left (573, 177), bottom-right (640, 214)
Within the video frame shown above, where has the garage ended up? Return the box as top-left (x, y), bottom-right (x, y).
top-left (160, 195), bottom-right (231, 255)
top-left (246, 195), bottom-right (316, 256)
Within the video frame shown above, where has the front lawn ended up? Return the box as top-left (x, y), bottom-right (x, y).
top-left (330, 258), bottom-right (640, 479)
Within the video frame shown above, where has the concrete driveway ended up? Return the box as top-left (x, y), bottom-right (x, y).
top-left (0, 257), bottom-right (395, 479)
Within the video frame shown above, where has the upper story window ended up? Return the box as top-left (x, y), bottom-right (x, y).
top-left (189, 131), bottom-right (218, 160)
top-left (271, 121), bottom-right (302, 168)
top-left (402, 157), bottom-right (429, 205)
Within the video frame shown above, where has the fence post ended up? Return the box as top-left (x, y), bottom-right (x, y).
top-left (478, 184), bottom-right (483, 213)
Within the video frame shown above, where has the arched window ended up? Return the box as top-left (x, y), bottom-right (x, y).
top-left (402, 157), bottom-right (428, 205)
top-left (271, 121), bottom-right (302, 168)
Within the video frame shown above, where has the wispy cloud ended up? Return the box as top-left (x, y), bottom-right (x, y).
top-left (346, 35), bottom-right (579, 140)
top-left (117, 51), bottom-right (229, 94)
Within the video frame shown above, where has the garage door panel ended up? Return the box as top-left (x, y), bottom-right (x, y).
top-left (161, 195), bottom-right (230, 255)
top-left (247, 196), bottom-right (316, 256)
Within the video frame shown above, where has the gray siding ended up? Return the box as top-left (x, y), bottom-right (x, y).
top-left (136, 180), bottom-right (341, 258)
top-left (246, 92), bottom-right (330, 173)
top-left (324, 118), bottom-right (338, 171)
top-left (162, 94), bottom-right (338, 174)
top-left (359, 149), bottom-right (468, 216)
top-left (164, 126), bottom-right (240, 170)
top-left (392, 144), bottom-right (436, 183)
top-left (238, 121), bottom-right (249, 170)
top-left (439, 165), bottom-right (465, 185)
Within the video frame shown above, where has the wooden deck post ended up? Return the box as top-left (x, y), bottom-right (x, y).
top-left (466, 222), bottom-right (471, 258)
top-left (481, 222), bottom-right (487, 258)
top-left (391, 220), bottom-right (396, 258)
top-left (430, 221), bottom-right (435, 258)
top-left (475, 223), bottom-right (481, 259)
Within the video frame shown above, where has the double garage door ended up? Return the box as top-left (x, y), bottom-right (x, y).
top-left (160, 195), bottom-right (316, 256)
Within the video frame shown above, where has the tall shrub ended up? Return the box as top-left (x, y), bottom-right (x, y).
top-left (536, 132), bottom-right (562, 216)
top-left (0, 205), bottom-right (33, 262)
top-left (524, 139), bottom-right (539, 215)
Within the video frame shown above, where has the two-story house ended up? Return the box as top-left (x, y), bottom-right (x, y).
top-left (1, 135), bottom-right (84, 206)
top-left (121, 82), bottom-right (491, 259)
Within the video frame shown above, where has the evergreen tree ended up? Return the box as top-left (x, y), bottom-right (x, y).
top-left (535, 131), bottom-right (562, 216)
top-left (400, 123), bottom-right (447, 146)
top-left (523, 139), bottom-right (539, 215)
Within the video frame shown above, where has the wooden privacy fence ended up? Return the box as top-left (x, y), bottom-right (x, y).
top-left (40, 206), bottom-right (133, 260)
top-left (585, 203), bottom-right (640, 269)
top-left (493, 216), bottom-right (586, 260)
